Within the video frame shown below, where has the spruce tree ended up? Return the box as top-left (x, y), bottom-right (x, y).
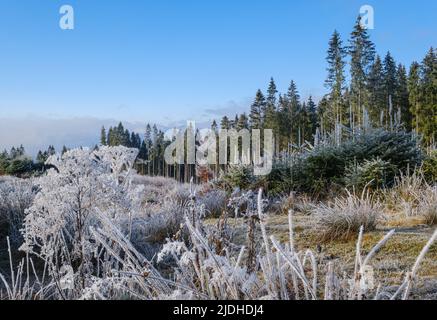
top-left (419, 47), bottom-right (437, 145)
top-left (348, 16), bottom-right (375, 126)
top-left (408, 61), bottom-right (421, 132)
top-left (236, 113), bottom-right (249, 130)
top-left (211, 120), bottom-right (218, 133)
top-left (306, 96), bottom-right (318, 139)
top-left (286, 80), bottom-right (301, 145)
top-left (249, 90), bottom-right (265, 129)
top-left (265, 78), bottom-right (278, 140)
top-left (383, 52), bottom-right (398, 111)
top-left (367, 55), bottom-right (385, 125)
top-left (100, 126), bottom-right (107, 146)
top-left (220, 116), bottom-right (230, 130)
top-left (325, 30), bottom-right (347, 124)
top-left (395, 64), bottom-right (411, 130)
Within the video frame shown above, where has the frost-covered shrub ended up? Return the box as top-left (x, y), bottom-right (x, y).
top-left (197, 189), bottom-right (227, 218)
top-left (388, 170), bottom-right (425, 216)
top-left (19, 146), bottom-right (144, 298)
top-left (345, 158), bottom-right (397, 191)
top-left (125, 199), bottom-right (187, 258)
top-left (0, 178), bottom-right (37, 247)
top-left (168, 184), bottom-right (191, 205)
top-left (417, 186), bottom-right (437, 226)
top-left (132, 174), bottom-right (191, 206)
top-left (313, 190), bottom-right (381, 242)
top-left (262, 129), bottom-right (422, 196)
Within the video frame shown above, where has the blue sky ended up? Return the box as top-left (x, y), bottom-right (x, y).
top-left (0, 0), bottom-right (436, 154)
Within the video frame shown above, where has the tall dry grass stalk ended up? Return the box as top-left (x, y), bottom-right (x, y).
top-left (313, 189), bottom-right (381, 242)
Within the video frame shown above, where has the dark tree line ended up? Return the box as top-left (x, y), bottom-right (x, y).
top-left (0, 145), bottom-right (70, 176)
top-left (0, 145), bottom-right (33, 176)
top-left (101, 122), bottom-right (173, 177)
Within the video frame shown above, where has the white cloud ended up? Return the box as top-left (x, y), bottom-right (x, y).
top-left (0, 116), bottom-right (147, 157)
top-left (203, 99), bottom-right (251, 118)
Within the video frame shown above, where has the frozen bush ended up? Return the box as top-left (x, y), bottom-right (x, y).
top-left (388, 170), bottom-right (425, 216)
top-left (19, 146), bottom-right (144, 298)
top-left (261, 129), bottom-right (423, 196)
top-left (197, 189), bottom-right (227, 218)
top-left (313, 190), bottom-right (382, 242)
top-left (124, 200), bottom-right (187, 258)
top-left (417, 186), bottom-right (437, 226)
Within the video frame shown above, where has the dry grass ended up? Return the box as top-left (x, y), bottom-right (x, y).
top-left (418, 187), bottom-right (437, 226)
top-left (312, 190), bottom-right (382, 242)
top-left (205, 212), bottom-right (437, 298)
top-left (2, 168), bottom-right (437, 300)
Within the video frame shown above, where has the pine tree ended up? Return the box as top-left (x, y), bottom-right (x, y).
top-left (100, 126), bottom-right (107, 146)
top-left (249, 90), bottom-right (265, 129)
top-left (220, 116), bottom-right (230, 130)
top-left (419, 47), bottom-right (437, 145)
top-left (383, 52), bottom-right (398, 111)
top-left (277, 94), bottom-right (290, 151)
top-left (306, 96), bottom-right (318, 139)
top-left (236, 113), bottom-right (249, 130)
top-left (264, 78), bottom-right (278, 136)
top-left (317, 96), bottom-right (331, 135)
top-left (395, 64), bottom-right (411, 130)
top-left (266, 78), bottom-right (277, 106)
top-left (286, 80), bottom-right (301, 145)
top-left (47, 145), bottom-right (56, 156)
top-left (408, 61), bottom-right (421, 132)
top-left (367, 55), bottom-right (385, 125)
top-left (325, 30), bottom-right (347, 124)
top-left (107, 127), bottom-right (114, 146)
top-left (211, 120), bottom-right (218, 133)
top-left (36, 151), bottom-right (45, 164)
top-left (348, 16), bottom-right (376, 126)
top-left (232, 114), bottom-right (239, 129)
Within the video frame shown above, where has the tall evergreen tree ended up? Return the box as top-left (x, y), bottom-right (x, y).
top-left (236, 113), bottom-right (249, 130)
top-left (264, 78), bottom-right (278, 136)
top-left (211, 120), bottom-right (218, 133)
top-left (395, 64), bottom-right (411, 130)
top-left (419, 47), bottom-right (437, 145)
top-left (100, 126), bottom-right (107, 146)
top-left (286, 80), bottom-right (301, 145)
top-left (249, 90), bottom-right (265, 129)
top-left (383, 52), bottom-right (398, 111)
top-left (266, 78), bottom-right (278, 107)
top-left (348, 16), bottom-right (376, 126)
top-left (325, 30), bottom-right (347, 124)
top-left (220, 116), bottom-right (230, 130)
top-left (306, 96), bottom-right (318, 139)
top-left (367, 55), bottom-right (385, 125)
top-left (408, 61), bottom-right (421, 132)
